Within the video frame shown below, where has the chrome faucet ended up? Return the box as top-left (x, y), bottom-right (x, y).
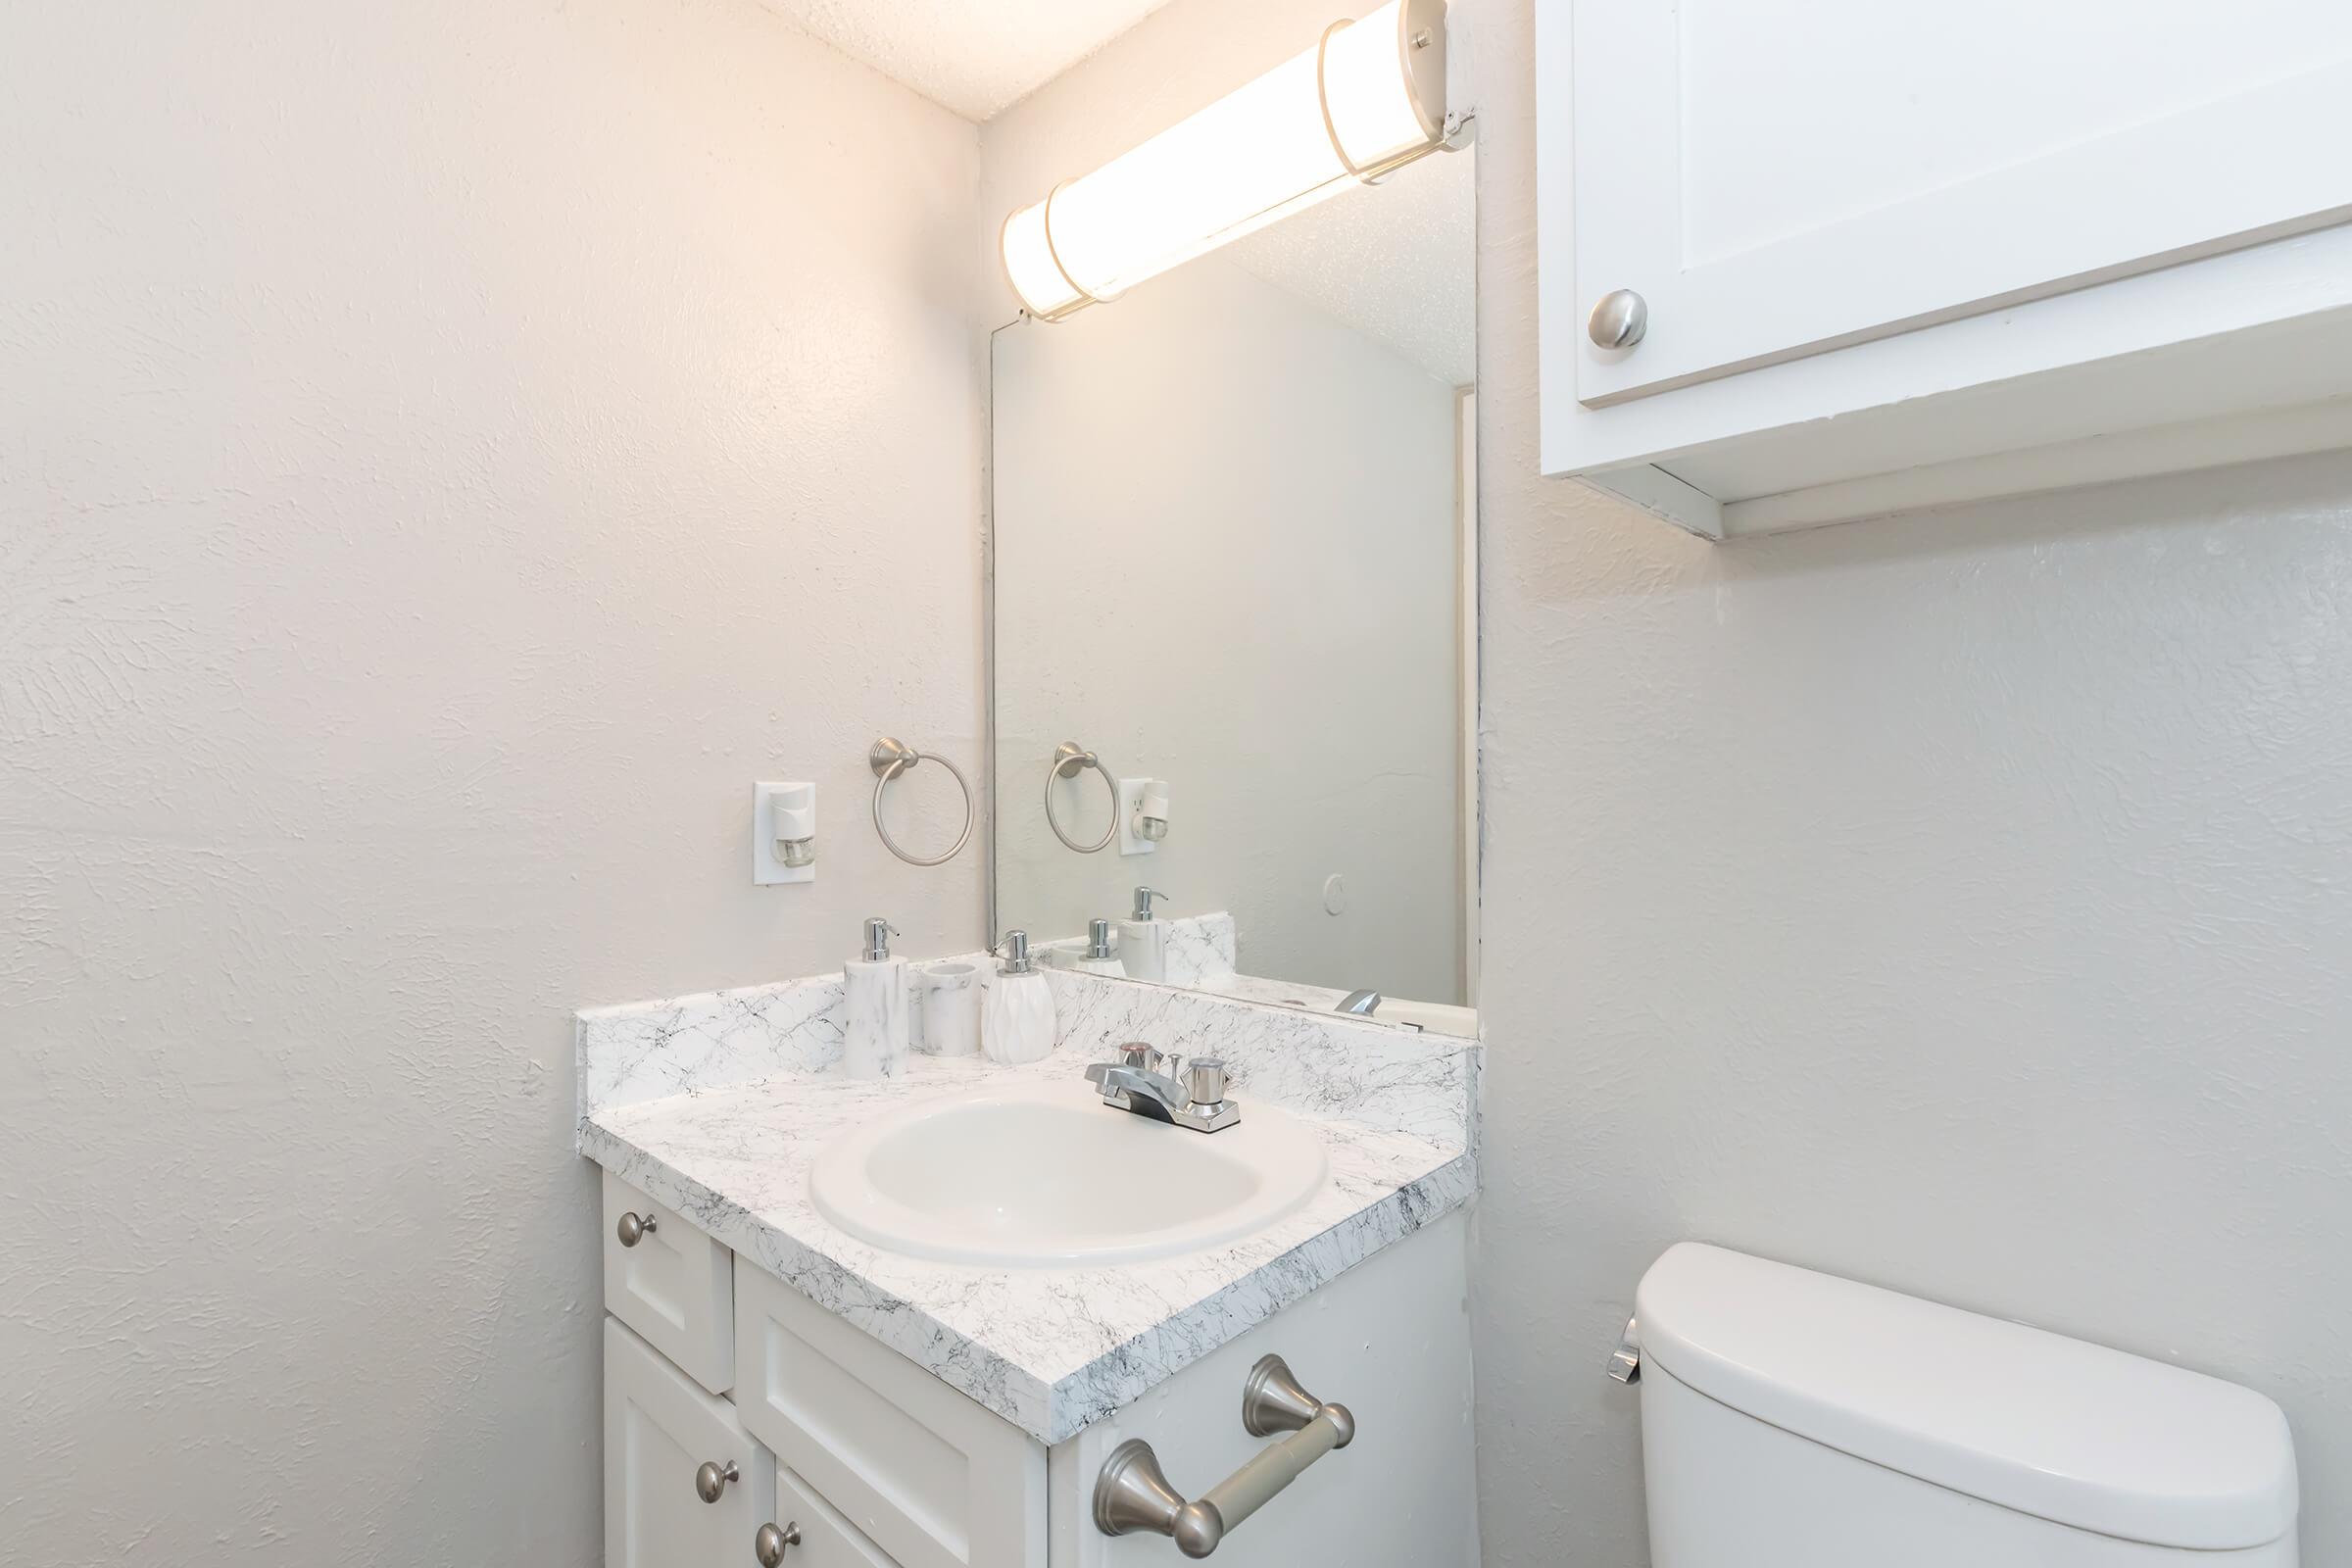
top-left (1084, 1043), bottom-right (1240, 1133)
top-left (1336, 990), bottom-right (1382, 1015)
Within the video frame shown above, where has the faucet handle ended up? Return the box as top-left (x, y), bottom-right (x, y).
top-left (1118, 1042), bottom-right (1164, 1075)
top-left (1184, 1058), bottom-right (1229, 1106)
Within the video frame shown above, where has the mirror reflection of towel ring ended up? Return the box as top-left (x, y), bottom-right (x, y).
top-left (869, 737), bottom-right (975, 867)
top-left (1046, 741), bottom-right (1117, 854)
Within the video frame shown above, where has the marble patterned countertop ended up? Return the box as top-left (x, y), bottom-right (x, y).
top-left (577, 962), bottom-right (1478, 1446)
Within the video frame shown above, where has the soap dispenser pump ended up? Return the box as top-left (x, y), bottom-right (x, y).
top-left (842, 915), bottom-right (910, 1079)
top-left (1118, 887), bottom-right (1171, 982)
top-left (982, 930), bottom-right (1056, 1065)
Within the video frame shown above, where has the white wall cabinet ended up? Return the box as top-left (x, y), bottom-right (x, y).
top-left (1537, 0), bottom-right (2352, 538)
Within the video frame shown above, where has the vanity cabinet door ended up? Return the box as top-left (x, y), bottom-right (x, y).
top-left (607, 1317), bottom-right (776, 1568)
top-left (756, 1466), bottom-right (904, 1568)
top-left (1557, 0), bottom-right (2352, 408)
top-left (733, 1263), bottom-right (1047, 1568)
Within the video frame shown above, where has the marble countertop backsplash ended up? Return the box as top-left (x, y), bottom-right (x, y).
top-left (575, 951), bottom-right (1478, 1446)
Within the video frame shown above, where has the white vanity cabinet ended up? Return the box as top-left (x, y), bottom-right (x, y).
top-left (598, 1169), bottom-right (1477, 1568)
top-left (1536, 0), bottom-right (2352, 538)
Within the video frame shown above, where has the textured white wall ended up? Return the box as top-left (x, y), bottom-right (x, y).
top-left (992, 258), bottom-right (1462, 1002)
top-left (0, 2), bottom-right (980, 1561)
top-left (1467, 0), bottom-right (2352, 1560)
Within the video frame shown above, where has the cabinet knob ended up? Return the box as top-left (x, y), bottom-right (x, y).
top-left (695, 1459), bottom-right (740, 1503)
top-left (1588, 288), bottom-right (1648, 349)
top-left (616, 1210), bottom-right (657, 1248)
top-left (755, 1522), bottom-right (803, 1565)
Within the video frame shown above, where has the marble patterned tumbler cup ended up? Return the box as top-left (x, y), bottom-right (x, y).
top-left (918, 961), bottom-right (981, 1056)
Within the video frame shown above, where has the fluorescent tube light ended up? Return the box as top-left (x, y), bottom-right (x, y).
top-left (1001, 0), bottom-right (1449, 321)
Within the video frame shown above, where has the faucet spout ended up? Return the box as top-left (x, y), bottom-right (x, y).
top-left (1083, 1050), bottom-right (1241, 1133)
top-left (1084, 1061), bottom-right (1189, 1123)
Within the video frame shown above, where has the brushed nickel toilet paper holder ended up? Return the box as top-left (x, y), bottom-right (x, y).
top-left (1092, 1354), bottom-right (1354, 1557)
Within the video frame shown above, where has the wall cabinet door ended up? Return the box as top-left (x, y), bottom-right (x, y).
top-left (1563, 0), bottom-right (2352, 407)
top-left (607, 1317), bottom-right (777, 1568)
top-left (1538, 0), bottom-right (2352, 536)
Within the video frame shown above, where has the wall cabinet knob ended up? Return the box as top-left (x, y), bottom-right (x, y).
top-left (755, 1522), bottom-right (804, 1565)
top-left (1588, 288), bottom-right (1648, 349)
top-left (695, 1459), bottom-right (740, 1503)
top-left (616, 1210), bottom-right (657, 1247)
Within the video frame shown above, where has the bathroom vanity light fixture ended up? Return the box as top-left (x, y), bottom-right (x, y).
top-left (1001, 0), bottom-right (1449, 321)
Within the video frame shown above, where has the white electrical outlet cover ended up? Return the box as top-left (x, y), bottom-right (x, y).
top-left (1116, 777), bottom-right (1157, 856)
top-left (753, 782), bottom-right (816, 885)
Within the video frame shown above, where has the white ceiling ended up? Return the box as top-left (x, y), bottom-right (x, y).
top-left (748, 0), bottom-right (1179, 121)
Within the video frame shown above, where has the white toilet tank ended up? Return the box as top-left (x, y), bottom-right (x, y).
top-left (1634, 1244), bottom-right (2299, 1567)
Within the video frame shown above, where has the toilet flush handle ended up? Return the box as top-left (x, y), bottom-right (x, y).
top-left (1605, 1314), bottom-right (1642, 1384)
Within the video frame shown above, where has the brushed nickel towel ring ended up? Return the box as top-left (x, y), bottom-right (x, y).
top-left (1046, 741), bottom-right (1118, 854)
top-left (869, 737), bottom-right (974, 867)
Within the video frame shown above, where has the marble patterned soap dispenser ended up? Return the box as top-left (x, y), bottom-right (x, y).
top-left (981, 930), bottom-right (1056, 1065)
top-left (842, 916), bottom-right (910, 1078)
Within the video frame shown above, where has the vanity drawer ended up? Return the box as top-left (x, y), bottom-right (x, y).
top-left (732, 1263), bottom-right (1047, 1568)
top-left (767, 1466), bottom-right (902, 1568)
top-left (603, 1168), bottom-right (734, 1395)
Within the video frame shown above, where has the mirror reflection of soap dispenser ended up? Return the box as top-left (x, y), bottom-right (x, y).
top-left (843, 916), bottom-right (909, 1078)
top-left (982, 930), bottom-right (1056, 1064)
top-left (1119, 887), bottom-right (1170, 983)
top-left (1072, 918), bottom-right (1125, 977)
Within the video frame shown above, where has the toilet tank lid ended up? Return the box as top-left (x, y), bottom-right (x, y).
top-left (1634, 1244), bottom-right (2297, 1550)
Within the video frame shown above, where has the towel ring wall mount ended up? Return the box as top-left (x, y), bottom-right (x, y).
top-left (869, 737), bottom-right (975, 867)
top-left (1046, 741), bottom-right (1118, 855)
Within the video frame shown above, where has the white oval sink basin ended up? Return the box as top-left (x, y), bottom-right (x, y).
top-left (808, 1079), bottom-right (1328, 1266)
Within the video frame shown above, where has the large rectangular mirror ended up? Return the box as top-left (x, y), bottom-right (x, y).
top-left (989, 144), bottom-right (1477, 1038)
